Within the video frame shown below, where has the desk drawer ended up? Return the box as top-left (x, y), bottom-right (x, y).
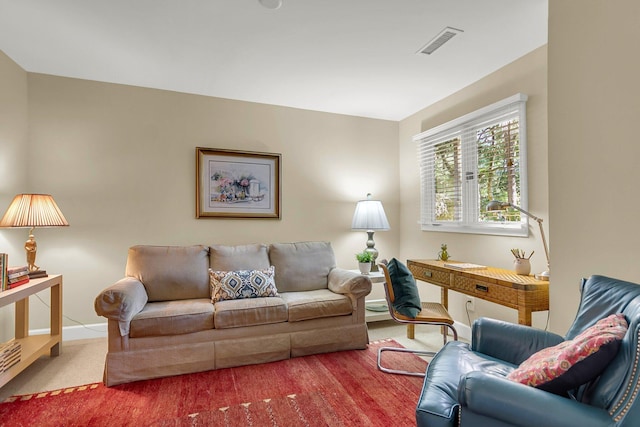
top-left (455, 276), bottom-right (518, 307)
top-left (408, 263), bottom-right (450, 287)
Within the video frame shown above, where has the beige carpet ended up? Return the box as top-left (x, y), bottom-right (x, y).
top-left (0, 320), bottom-right (453, 401)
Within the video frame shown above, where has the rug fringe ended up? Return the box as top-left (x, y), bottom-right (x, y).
top-left (369, 338), bottom-right (398, 345)
top-left (2, 382), bottom-right (101, 403)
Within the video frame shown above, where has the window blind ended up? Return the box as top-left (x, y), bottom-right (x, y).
top-left (414, 93), bottom-right (528, 235)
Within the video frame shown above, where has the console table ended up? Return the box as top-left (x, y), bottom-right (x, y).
top-left (407, 260), bottom-right (549, 327)
top-left (0, 274), bottom-right (62, 388)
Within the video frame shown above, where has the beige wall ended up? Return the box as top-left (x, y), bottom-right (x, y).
top-left (0, 71), bottom-right (399, 336)
top-left (548, 1), bottom-right (640, 332)
top-left (0, 52), bottom-right (29, 340)
top-left (398, 46), bottom-right (549, 331)
top-left (7, 0), bottom-right (638, 340)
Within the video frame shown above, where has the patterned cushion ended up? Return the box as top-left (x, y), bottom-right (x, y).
top-left (209, 266), bottom-right (279, 302)
top-left (507, 313), bottom-right (628, 395)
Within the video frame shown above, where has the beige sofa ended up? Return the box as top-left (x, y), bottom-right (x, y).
top-left (94, 241), bottom-right (372, 386)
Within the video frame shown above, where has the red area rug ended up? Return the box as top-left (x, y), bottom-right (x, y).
top-left (0, 339), bottom-right (426, 427)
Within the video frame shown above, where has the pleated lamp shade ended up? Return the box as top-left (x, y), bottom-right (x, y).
top-left (351, 196), bottom-right (390, 231)
top-left (0, 194), bottom-right (69, 228)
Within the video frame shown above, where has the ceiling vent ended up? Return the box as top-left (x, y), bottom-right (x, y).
top-left (417, 27), bottom-right (464, 55)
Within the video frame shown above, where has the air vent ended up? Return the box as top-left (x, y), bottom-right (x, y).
top-left (417, 27), bottom-right (464, 55)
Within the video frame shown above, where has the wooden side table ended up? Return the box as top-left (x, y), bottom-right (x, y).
top-left (0, 274), bottom-right (62, 388)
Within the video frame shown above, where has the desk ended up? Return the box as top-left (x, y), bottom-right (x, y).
top-left (407, 260), bottom-right (548, 326)
top-left (0, 275), bottom-right (62, 389)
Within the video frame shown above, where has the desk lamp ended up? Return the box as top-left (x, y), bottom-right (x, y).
top-left (486, 200), bottom-right (549, 280)
top-left (352, 194), bottom-right (390, 272)
top-left (0, 194), bottom-right (69, 274)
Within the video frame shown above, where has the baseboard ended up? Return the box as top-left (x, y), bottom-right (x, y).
top-left (30, 323), bottom-right (108, 341)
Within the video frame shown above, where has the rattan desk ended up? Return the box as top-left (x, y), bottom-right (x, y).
top-left (407, 259), bottom-right (549, 326)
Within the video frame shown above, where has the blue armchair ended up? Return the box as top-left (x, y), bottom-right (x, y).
top-left (416, 275), bottom-right (640, 427)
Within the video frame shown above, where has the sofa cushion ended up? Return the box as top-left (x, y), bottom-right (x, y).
top-left (129, 298), bottom-right (214, 338)
top-left (280, 289), bottom-right (353, 322)
top-left (268, 241), bottom-right (336, 292)
top-left (210, 243), bottom-right (270, 271)
top-left (387, 258), bottom-right (422, 318)
top-left (507, 313), bottom-right (628, 395)
top-left (125, 245), bottom-right (210, 302)
top-left (214, 297), bottom-right (288, 329)
top-left (209, 266), bottom-right (279, 302)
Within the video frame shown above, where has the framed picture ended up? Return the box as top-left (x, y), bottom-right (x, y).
top-left (196, 147), bottom-right (281, 219)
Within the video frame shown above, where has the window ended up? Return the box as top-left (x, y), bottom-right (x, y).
top-left (414, 93), bottom-right (528, 236)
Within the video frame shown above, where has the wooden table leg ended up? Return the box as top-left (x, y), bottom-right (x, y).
top-left (15, 298), bottom-right (29, 339)
top-left (518, 307), bottom-right (533, 326)
top-left (50, 282), bottom-right (62, 356)
top-left (407, 324), bottom-right (415, 339)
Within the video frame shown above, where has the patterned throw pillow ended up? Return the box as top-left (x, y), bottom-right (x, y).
top-left (209, 266), bottom-right (279, 302)
top-left (507, 313), bottom-right (628, 395)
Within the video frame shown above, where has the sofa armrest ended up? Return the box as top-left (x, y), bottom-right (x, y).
top-left (458, 371), bottom-right (613, 427)
top-left (328, 268), bottom-right (372, 299)
top-left (472, 317), bottom-right (565, 364)
top-left (94, 277), bottom-right (148, 336)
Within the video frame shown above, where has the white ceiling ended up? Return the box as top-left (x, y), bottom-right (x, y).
top-left (0, 0), bottom-right (548, 121)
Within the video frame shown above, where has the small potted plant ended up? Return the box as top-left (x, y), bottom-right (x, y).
top-left (356, 251), bottom-right (373, 275)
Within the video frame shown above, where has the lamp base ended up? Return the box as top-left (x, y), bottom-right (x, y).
top-left (364, 230), bottom-right (380, 272)
top-left (24, 230), bottom-right (40, 272)
top-left (535, 270), bottom-right (550, 281)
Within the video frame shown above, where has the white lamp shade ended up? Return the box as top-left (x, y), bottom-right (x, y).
top-left (351, 199), bottom-right (390, 231)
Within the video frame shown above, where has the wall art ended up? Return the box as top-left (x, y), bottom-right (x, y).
top-left (196, 147), bottom-right (281, 218)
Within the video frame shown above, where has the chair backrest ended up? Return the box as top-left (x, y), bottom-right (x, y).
top-left (565, 275), bottom-right (640, 425)
top-left (378, 263), bottom-right (397, 304)
top-left (379, 263), bottom-right (410, 323)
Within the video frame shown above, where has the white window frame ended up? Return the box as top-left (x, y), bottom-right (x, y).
top-left (413, 93), bottom-right (529, 236)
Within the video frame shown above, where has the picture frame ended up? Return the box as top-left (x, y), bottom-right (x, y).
top-left (196, 147), bottom-right (281, 219)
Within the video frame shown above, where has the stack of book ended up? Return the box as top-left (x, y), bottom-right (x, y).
top-left (0, 341), bottom-right (21, 373)
top-left (7, 266), bottom-right (29, 289)
top-left (0, 253), bottom-right (7, 291)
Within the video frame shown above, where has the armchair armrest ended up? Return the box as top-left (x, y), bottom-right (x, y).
top-left (94, 277), bottom-right (148, 336)
top-left (328, 268), bottom-right (372, 299)
top-left (472, 317), bottom-right (565, 364)
top-left (458, 371), bottom-right (614, 427)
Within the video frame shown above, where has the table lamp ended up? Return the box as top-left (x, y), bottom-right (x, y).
top-left (486, 200), bottom-right (549, 280)
top-left (352, 193), bottom-right (390, 272)
top-left (0, 194), bottom-right (69, 274)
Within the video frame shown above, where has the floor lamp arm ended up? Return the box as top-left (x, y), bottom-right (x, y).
top-left (508, 204), bottom-right (550, 272)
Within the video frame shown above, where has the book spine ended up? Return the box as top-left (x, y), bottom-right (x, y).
top-left (8, 274), bottom-right (29, 284)
top-left (7, 270), bottom-right (29, 279)
top-left (8, 278), bottom-right (29, 289)
top-left (0, 254), bottom-right (7, 291)
top-left (7, 266), bottom-right (29, 276)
